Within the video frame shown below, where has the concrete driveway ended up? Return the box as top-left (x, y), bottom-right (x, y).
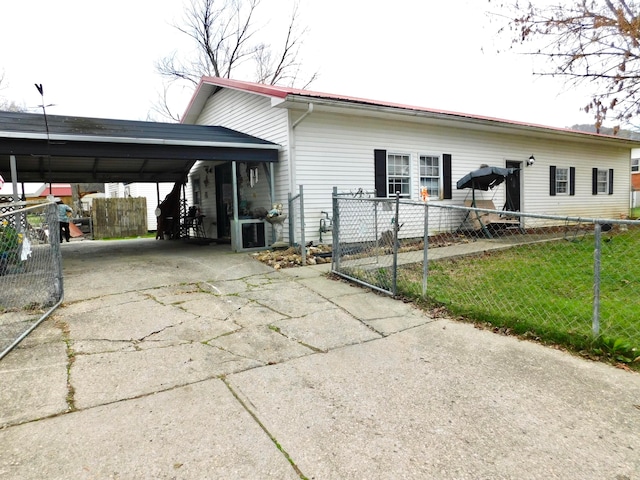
top-left (1, 238), bottom-right (639, 479)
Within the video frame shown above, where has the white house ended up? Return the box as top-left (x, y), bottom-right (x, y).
top-left (180, 77), bottom-right (640, 249)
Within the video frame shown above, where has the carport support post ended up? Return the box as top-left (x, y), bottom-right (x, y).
top-left (592, 223), bottom-right (602, 338)
top-left (10, 155), bottom-right (18, 203)
top-left (231, 161), bottom-right (239, 248)
top-left (9, 155), bottom-right (25, 244)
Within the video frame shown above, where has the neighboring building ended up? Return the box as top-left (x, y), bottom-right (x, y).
top-left (0, 182), bottom-right (72, 204)
top-left (181, 77), bottom-right (640, 247)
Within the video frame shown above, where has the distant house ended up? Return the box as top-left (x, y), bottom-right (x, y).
top-left (0, 182), bottom-right (72, 204)
top-left (180, 77), bottom-right (640, 248)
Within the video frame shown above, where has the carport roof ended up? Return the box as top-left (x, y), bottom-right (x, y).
top-left (0, 112), bottom-right (280, 183)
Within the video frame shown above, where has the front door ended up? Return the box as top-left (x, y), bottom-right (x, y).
top-left (505, 160), bottom-right (522, 212)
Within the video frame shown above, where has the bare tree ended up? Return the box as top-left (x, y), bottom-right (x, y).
top-left (491, 0), bottom-right (640, 132)
top-left (0, 71), bottom-right (25, 113)
top-left (154, 0), bottom-right (317, 120)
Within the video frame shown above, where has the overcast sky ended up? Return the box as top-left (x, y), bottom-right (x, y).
top-left (0, 0), bottom-right (597, 129)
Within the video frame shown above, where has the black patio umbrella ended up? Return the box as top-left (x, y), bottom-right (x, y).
top-left (456, 166), bottom-right (517, 191)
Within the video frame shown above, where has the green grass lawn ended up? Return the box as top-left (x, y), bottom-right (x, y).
top-left (396, 232), bottom-right (640, 368)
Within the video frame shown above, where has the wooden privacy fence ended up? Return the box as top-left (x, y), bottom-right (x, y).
top-left (91, 197), bottom-right (147, 239)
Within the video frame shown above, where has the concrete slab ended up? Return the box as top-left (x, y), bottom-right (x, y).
top-left (63, 295), bottom-right (196, 345)
top-left (0, 342), bottom-right (68, 427)
top-left (363, 313), bottom-right (437, 336)
top-left (240, 282), bottom-right (338, 318)
top-left (330, 289), bottom-right (422, 321)
top-left (272, 307), bottom-right (381, 351)
top-left (0, 379), bottom-right (299, 479)
top-left (296, 274), bottom-right (365, 299)
top-left (2, 239), bottom-right (640, 480)
top-left (207, 325), bottom-right (314, 365)
top-left (228, 319), bottom-right (640, 480)
top-left (72, 342), bottom-right (260, 409)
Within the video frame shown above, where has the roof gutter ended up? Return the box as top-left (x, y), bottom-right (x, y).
top-left (279, 95), bottom-right (640, 147)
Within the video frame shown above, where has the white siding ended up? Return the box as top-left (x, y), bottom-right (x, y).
top-left (195, 89), bottom-right (289, 204)
top-left (190, 89), bottom-right (290, 241)
top-left (291, 111), bottom-right (631, 242)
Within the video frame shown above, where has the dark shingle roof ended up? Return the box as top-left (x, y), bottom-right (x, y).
top-left (0, 112), bottom-right (279, 183)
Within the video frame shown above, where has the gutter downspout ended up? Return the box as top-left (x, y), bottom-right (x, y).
top-left (288, 103), bottom-right (314, 192)
top-left (292, 102), bottom-right (314, 129)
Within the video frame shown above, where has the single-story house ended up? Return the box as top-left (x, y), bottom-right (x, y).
top-left (180, 77), bottom-right (640, 248)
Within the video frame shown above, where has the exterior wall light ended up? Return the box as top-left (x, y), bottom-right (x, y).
top-left (527, 155), bottom-right (535, 166)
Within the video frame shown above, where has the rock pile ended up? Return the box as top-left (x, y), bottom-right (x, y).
top-left (251, 245), bottom-right (331, 270)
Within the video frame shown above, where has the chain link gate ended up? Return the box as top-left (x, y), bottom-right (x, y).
top-left (0, 199), bottom-right (64, 360)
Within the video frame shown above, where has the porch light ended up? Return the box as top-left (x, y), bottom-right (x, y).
top-left (527, 155), bottom-right (535, 166)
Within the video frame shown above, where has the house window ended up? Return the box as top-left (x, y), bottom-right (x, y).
top-left (632, 158), bottom-right (639, 173)
top-left (596, 169), bottom-right (608, 193)
top-left (374, 150), bottom-right (452, 199)
top-left (387, 153), bottom-right (411, 197)
top-left (592, 168), bottom-right (614, 195)
top-left (555, 168), bottom-right (569, 194)
top-left (549, 166), bottom-right (575, 196)
top-left (420, 155), bottom-right (440, 198)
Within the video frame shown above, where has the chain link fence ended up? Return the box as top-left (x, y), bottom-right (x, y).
top-left (332, 193), bottom-right (640, 361)
top-left (0, 199), bottom-right (63, 360)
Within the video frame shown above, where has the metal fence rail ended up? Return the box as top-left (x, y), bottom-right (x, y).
top-left (332, 193), bottom-right (640, 354)
top-left (0, 200), bottom-right (63, 360)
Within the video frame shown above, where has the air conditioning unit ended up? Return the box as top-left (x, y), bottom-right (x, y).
top-left (231, 219), bottom-right (267, 252)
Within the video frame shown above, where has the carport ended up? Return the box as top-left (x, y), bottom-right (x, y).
top-left (0, 111), bottom-right (280, 244)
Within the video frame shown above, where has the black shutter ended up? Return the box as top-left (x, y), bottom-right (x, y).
top-left (442, 154), bottom-right (452, 199)
top-left (592, 168), bottom-right (598, 195)
top-left (374, 149), bottom-right (387, 197)
top-left (609, 168), bottom-right (614, 194)
top-left (550, 166), bottom-right (557, 196)
top-left (569, 167), bottom-right (576, 196)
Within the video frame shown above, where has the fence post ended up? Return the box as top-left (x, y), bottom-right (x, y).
top-left (422, 203), bottom-right (429, 296)
top-left (331, 186), bottom-right (340, 272)
top-left (392, 192), bottom-right (400, 296)
top-left (288, 191), bottom-right (294, 246)
top-left (592, 223), bottom-right (602, 337)
top-left (299, 185), bottom-right (306, 266)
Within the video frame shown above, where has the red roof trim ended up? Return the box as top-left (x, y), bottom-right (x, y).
top-left (39, 184), bottom-right (72, 197)
top-left (197, 77), bottom-right (628, 141)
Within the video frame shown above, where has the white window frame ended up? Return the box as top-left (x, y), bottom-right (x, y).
top-left (555, 167), bottom-right (569, 195)
top-left (419, 154), bottom-right (441, 199)
top-left (596, 169), bottom-right (609, 194)
top-left (387, 152), bottom-right (411, 198)
top-left (632, 158), bottom-right (639, 173)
